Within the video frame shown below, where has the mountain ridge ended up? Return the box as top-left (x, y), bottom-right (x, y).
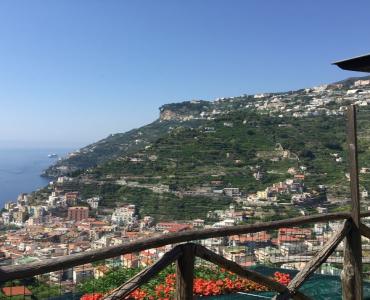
top-left (34, 74), bottom-right (370, 220)
top-left (43, 75), bottom-right (370, 179)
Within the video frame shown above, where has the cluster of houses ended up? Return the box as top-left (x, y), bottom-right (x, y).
top-left (0, 165), bottom-right (369, 292)
top-left (251, 80), bottom-right (370, 118)
top-left (160, 79), bottom-right (370, 122)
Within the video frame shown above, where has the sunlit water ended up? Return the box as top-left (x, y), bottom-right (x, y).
top-left (0, 148), bottom-right (71, 207)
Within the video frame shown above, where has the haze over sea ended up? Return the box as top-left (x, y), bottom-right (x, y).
top-left (0, 148), bottom-right (72, 208)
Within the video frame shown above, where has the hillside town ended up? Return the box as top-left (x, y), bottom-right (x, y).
top-left (159, 79), bottom-right (370, 122)
top-left (0, 187), bottom-right (360, 285)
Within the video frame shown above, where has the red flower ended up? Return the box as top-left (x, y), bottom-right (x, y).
top-left (274, 272), bottom-right (291, 286)
top-left (103, 270), bottom-right (292, 299)
top-left (81, 293), bottom-right (103, 300)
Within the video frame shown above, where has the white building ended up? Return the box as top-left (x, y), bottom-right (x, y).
top-left (192, 219), bottom-right (205, 228)
top-left (2, 212), bottom-right (11, 225)
top-left (354, 79), bottom-right (370, 87)
top-left (314, 223), bottom-right (329, 235)
top-left (73, 265), bottom-right (94, 284)
top-left (212, 219), bottom-right (235, 228)
top-left (87, 197), bottom-right (100, 209)
top-left (111, 205), bottom-right (137, 226)
top-left (47, 195), bottom-right (59, 207)
top-left (223, 188), bottom-right (240, 197)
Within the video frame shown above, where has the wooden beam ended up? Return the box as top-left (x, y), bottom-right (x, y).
top-left (1, 212), bottom-right (370, 282)
top-left (194, 244), bottom-right (311, 300)
top-left (342, 231), bottom-right (363, 300)
top-left (348, 105), bottom-right (361, 227)
top-left (288, 220), bottom-right (351, 294)
top-left (360, 222), bottom-right (370, 240)
top-left (103, 244), bottom-right (183, 300)
top-left (342, 104), bottom-right (363, 300)
top-left (176, 243), bottom-right (195, 300)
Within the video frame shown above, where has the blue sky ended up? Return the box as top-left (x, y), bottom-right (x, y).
top-left (0, 1), bottom-right (369, 148)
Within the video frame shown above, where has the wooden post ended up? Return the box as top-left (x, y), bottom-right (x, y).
top-left (103, 245), bottom-right (183, 300)
top-left (176, 243), bottom-right (195, 300)
top-left (341, 104), bottom-right (363, 300)
top-left (288, 220), bottom-right (351, 294)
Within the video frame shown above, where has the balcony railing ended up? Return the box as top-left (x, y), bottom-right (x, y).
top-left (0, 211), bottom-right (370, 299)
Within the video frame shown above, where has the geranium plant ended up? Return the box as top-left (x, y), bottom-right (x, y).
top-left (80, 267), bottom-right (291, 300)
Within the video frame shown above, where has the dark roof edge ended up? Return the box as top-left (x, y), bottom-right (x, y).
top-left (332, 53), bottom-right (370, 65)
top-left (333, 53), bottom-right (370, 73)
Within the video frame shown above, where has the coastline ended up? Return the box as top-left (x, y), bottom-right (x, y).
top-left (0, 148), bottom-right (71, 208)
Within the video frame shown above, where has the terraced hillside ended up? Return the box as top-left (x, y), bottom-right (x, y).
top-left (37, 76), bottom-right (370, 221)
top-left (43, 119), bottom-right (204, 178)
top-left (92, 111), bottom-right (348, 192)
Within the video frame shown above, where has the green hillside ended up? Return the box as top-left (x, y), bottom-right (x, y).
top-left (91, 110), bottom-right (348, 192)
top-left (37, 76), bottom-right (370, 221)
top-left (55, 109), bottom-right (363, 221)
top-left (43, 119), bottom-right (204, 178)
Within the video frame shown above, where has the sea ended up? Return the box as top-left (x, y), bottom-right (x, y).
top-left (0, 148), bottom-right (72, 208)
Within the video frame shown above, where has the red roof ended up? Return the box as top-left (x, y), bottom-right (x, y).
top-left (168, 224), bottom-right (190, 232)
top-left (239, 261), bottom-right (254, 267)
top-left (157, 222), bottom-right (191, 232)
top-left (278, 236), bottom-right (301, 243)
top-left (277, 227), bottom-right (312, 244)
top-left (125, 232), bottom-right (139, 237)
top-left (278, 228), bottom-right (311, 236)
top-left (230, 231), bottom-right (271, 242)
top-left (2, 286), bottom-right (32, 296)
top-left (122, 253), bottom-right (139, 259)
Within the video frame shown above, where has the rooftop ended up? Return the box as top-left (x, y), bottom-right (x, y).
top-left (2, 286), bottom-right (32, 296)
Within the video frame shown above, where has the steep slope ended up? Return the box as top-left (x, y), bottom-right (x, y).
top-left (43, 119), bottom-right (204, 178)
top-left (42, 95), bottom-right (260, 178)
top-left (91, 110), bottom-right (348, 192)
top-left (41, 95), bottom-right (279, 179)
top-left (44, 75), bottom-right (369, 179)
top-left (60, 108), bottom-right (357, 221)
top-left (38, 76), bottom-right (370, 220)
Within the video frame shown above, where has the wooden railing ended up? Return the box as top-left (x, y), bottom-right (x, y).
top-left (0, 211), bottom-right (368, 283)
top-left (1, 211), bottom-right (370, 299)
top-left (95, 216), bottom-right (370, 300)
top-left (0, 104), bottom-right (368, 299)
